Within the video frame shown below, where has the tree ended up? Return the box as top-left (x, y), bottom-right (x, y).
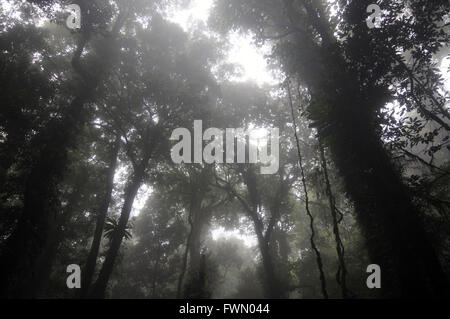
top-left (210, 0), bottom-right (449, 297)
top-left (88, 14), bottom-right (222, 297)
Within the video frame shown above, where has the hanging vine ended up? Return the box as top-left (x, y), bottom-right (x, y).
top-left (319, 142), bottom-right (354, 298)
top-left (286, 81), bottom-right (328, 299)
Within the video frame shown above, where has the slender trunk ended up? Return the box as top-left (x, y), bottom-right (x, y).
top-left (151, 243), bottom-right (161, 299)
top-left (177, 231), bottom-right (192, 298)
top-left (247, 193), bottom-right (283, 298)
top-left (179, 194), bottom-right (210, 298)
top-left (89, 125), bottom-right (156, 299)
top-left (241, 168), bottom-right (285, 298)
top-left (197, 253), bottom-right (207, 298)
top-left (177, 195), bottom-right (196, 299)
top-left (80, 137), bottom-right (120, 298)
top-left (255, 229), bottom-right (281, 298)
top-left (273, 228), bottom-right (290, 264)
top-left (188, 207), bottom-right (206, 273)
top-left (89, 161), bottom-right (147, 298)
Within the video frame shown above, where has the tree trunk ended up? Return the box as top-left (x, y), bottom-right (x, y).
top-left (0, 94), bottom-right (91, 298)
top-left (238, 168), bottom-right (286, 298)
top-left (328, 115), bottom-right (449, 297)
top-left (0, 11), bottom-right (127, 297)
top-left (89, 152), bottom-right (151, 298)
top-left (188, 207), bottom-right (206, 274)
top-left (290, 0), bottom-right (449, 297)
top-left (35, 167), bottom-right (89, 297)
top-left (80, 137), bottom-right (120, 298)
top-left (180, 193), bottom-right (211, 298)
top-left (310, 42), bottom-right (449, 297)
top-left (151, 242), bottom-right (161, 299)
top-left (177, 227), bottom-right (192, 298)
top-left (253, 224), bottom-right (283, 299)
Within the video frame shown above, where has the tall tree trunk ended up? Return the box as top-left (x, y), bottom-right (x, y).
top-left (0, 93), bottom-right (91, 298)
top-left (188, 207), bottom-right (206, 274)
top-left (177, 223), bottom-right (192, 299)
top-left (89, 167), bottom-right (144, 298)
top-left (273, 228), bottom-right (290, 264)
top-left (89, 131), bottom-right (155, 298)
top-left (218, 167), bottom-right (286, 298)
top-left (24, 166), bottom-right (88, 298)
top-left (177, 192), bottom-right (198, 298)
top-left (289, 0), bottom-right (449, 297)
top-left (151, 242), bottom-right (161, 299)
top-left (313, 40), bottom-right (448, 298)
top-left (254, 226), bottom-right (282, 299)
top-left (80, 136), bottom-right (120, 298)
top-left (180, 193), bottom-right (211, 298)
top-left (244, 169), bottom-right (285, 299)
top-left (0, 10), bottom-right (127, 297)
top-left (328, 114), bottom-right (449, 297)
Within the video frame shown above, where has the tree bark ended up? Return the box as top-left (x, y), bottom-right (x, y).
top-left (80, 136), bottom-right (120, 298)
top-left (179, 192), bottom-right (211, 298)
top-left (243, 169), bottom-right (285, 298)
top-left (151, 242), bottom-right (161, 299)
top-left (89, 127), bottom-right (156, 299)
top-left (35, 167), bottom-right (89, 297)
top-left (278, 0), bottom-right (449, 297)
top-left (0, 10), bottom-right (127, 297)
top-left (254, 225), bottom-right (282, 298)
top-left (328, 115), bottom-right (449, 297)
top-left (89, 162), bottom-right (146, 298)
top-left (0, 94), bottom-right (91, 298)
top-left (177, 195), bottom-right (197, 299)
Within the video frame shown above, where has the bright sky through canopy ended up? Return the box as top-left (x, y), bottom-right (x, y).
top-left (167, 0), bottom-right (277, 86)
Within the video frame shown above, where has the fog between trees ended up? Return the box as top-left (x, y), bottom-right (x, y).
top-left (0, 0), bottom-right (449, 299)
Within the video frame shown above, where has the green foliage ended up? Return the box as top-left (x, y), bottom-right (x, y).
top-left (103, 217), bottom-right (133, 241)
top-left (1, 0), bottom-right (449, 299)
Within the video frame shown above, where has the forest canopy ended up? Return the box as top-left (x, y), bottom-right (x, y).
top-left (0, 0), bottom-right (449, 299)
